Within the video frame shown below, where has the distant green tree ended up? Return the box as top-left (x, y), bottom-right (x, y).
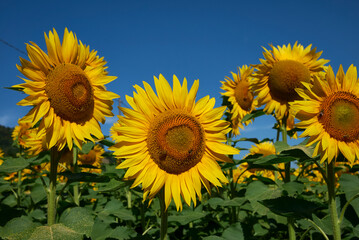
top-left (0, 125), bottom-right (17, 157)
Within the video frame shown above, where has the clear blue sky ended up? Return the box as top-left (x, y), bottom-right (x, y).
top-left (1, 0), bottom-right (359, 154)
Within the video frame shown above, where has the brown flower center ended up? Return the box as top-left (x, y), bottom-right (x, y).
top-left (46, 64), bottom-right (94, 123)
top-left (80, 150), bottom-right (97, 165)
top-left (147, 111), bottom-right (205, 174)
top-left (234, 79), bottom-right (253, 111)
top-left (268, 60), bottom-right (311, 103)
top-left (319, 91), bottom-right (359, 142)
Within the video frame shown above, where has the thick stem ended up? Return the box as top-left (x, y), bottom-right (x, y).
top-left (159, 189), bottom-right (168, 240)
top-left (327, 161), bottom-right (341, 240)
top-left (17, 170), bottom-right (22, 207)
top-left (281, 116), bottom-right (296, 240)
top-left (72, 147), bottom-right (80, 206)
top-left (48, 148), bottom-right (59, 226)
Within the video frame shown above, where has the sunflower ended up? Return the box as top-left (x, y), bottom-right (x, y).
top-left (245, 141), bottom-right (284, 181)
top-left (12, 121), bottom-right (46, 156)
top-left (290, 65), bottom-right (359, 164)
top-left (0, 148), bottom-right (4, 159)
top-left (78, 144), bottom-right (104, 174)
top-left (252, 42), bottom-right (329, 121)
top-left (220, 65), bottom-right (256, 135)
top-left (13, 28), bottom-right (119, 151)
top-left (110, 74), bottom-right (239, 211)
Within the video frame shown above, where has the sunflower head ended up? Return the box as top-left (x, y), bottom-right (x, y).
top-left (110, 74), bottom-right (239, 211)
top-left (252, 42), bottom-right (329, 120)
top-left (12, 121), bottom-right (46, 156)
top-left (13, 28), bottom-right (119, 151)
top-left (221, 65), bottom-right (256, 135)
top-left (291, 64), bottom-right (359, 164)
top-left (78, 144), bottom-right (105, 169)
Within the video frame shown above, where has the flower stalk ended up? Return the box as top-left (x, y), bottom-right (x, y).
top-left (72, 147), bottom-right (80, 206)
top-left (48, 148), bottom-right (59, 225)
top-left (159, 188), bottom-right (168, 240)
top-left (281, 116), bottom-right (296, 240)
top-left (327, 161), bottom-right (341, 240)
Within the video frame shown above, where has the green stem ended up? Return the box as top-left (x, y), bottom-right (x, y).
top-left (159, 189), bottom-right (168, 240)
top-left (141, 201), bottom-right (146, 233)
top-left (48, 148), bottom-right (59, 226)
top-left (229, 168), bottom-right (237, 223)
top-left (72, 147), bottom-right (80, 206)
top-left (281, 116), bottom-right (296, 240)
top-left (339, 193), bottom-right (359, 224)
top-left (17, 170), bottom-right (21, 207)
top-left (306, 219), bottom-right (329, 240)
top-left (327, 161), bottom-right (341, 240)
top-left (127, 189), bottom-right (132, 209)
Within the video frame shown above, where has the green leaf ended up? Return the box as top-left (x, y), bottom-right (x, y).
top-left (245, 181), bottom-right (281, 215)
top-left (203, 236), bottom-right (225, 240)
top-left (282, 181), bottom-right (305, 196)
top-left (99, 199), bottom-right (135, 222)
top-left (253, 223), bottom-right (268, 236)
top-left (79, 142), bottom-right (95, 154)
top-left (95, 178), bottom-right (128, 192)
top-left (207, 197), bottom-right (245, 208)
top-left (0, 157), bottom-right (29, 173)
top-left (253, 155), bottom-right (296, 165)
top-left (30, 184), bottom-right (47, 204)
top-left (339, 174), bottom-right (359, 217)
top-left (58, 172), bottom-right (110, 183)
top-left (28, 224), bottom-right (83, 240)
top-left (222, 222), bottom-right (244, 240)
top-left (1, 216), bottom-right (40, 240)
top-left (260, 196), bottom-right (324, 219)
top-left (99, 139), bottom-right (115, 147)
top-left (241, 109), bottom-right (266, 122)
top-left (168, 210), bottom-right (207, 225)
top-left (90, 219), bottom-right (114, 240)
top-left (29, 209), bottom-right (46, 221)
top-left (109, 226), bottom-right (137, 239)
top-left (60, 207), bottom-right (94, 237)
top-left (353, 224), bottom-right (359, 237)
top-left (312, 214), bottom-right (333, 235)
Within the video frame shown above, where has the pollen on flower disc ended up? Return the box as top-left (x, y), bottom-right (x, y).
top-left (46, 64), bottom-right (94, 123)
top-left (268, 60), bottom-right (311, 103)
top-left (319, 91), bottom-right (359, 142)
top-left (147, 111), bottom-right (206, 174)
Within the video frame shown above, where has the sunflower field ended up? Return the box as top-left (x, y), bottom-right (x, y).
top-left (0, 28), bottom-right (359, 240)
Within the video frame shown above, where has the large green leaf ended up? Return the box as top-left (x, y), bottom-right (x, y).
top-left (60, 207), bottom-right (94, 237)
top-left (90, 219), bottom-right (136, 240)
top-left (99, 199), bottom-right (135, 222)
top-left (58, 172), bottom-right (110, 183)
top-left (30, 184), bottom-right (47, 204)
top-left (245, 181), bottom-right (281, 215)
top-left (241, 109), bottom-right (266, 122)
top-left (95, 178), bottom-right (128, 192)
top-left (282, 181), bottom-right (305, 196)
top-left (260, 196), bottom-right (324, 219)
top-left (99, 139), bottom-right (115, 147)
top-left (79, 142), bottom-right (95, 154)
top-left (207, 197), bottom-right (245, 208)
top-left (339, 174), bottom-right (359, 217)
top-left (0, 216), bottom-right (40, 240)
top-left (28, 224), bottom-right (83, 240)
top-left (168, 210), bottom-right (207, 225)
top-left (312, 214), bottom-right (333, 235)
top-left (222, 222), bottom-right (244, 240)
top-left (0, 157), bottom-right (29, 173)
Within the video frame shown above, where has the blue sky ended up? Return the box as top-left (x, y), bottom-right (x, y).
top-left (1, 0), bottom-right (359, 154)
